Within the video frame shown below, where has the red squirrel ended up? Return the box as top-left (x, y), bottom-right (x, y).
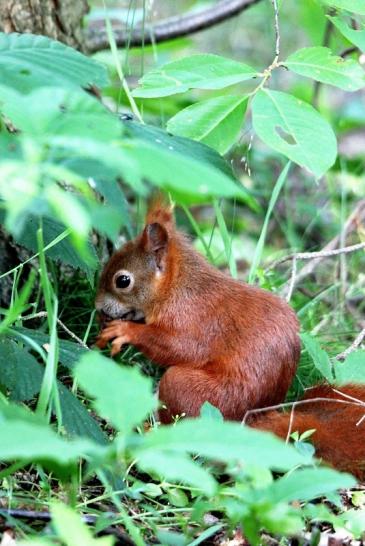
top-left (96, 199), bottom-right (365, 481)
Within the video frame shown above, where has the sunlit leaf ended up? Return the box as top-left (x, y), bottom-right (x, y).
top-left (75, 352), bottom-right (157, 434)
top-left (137, 418), bottom-right (311, 471)
top-left (268, 468), bottom-right (356, 502)
top-left (252, 89), bottom-right (337, 178)
top-left (284, 47), bottom-right (365, 91)
top-left (132, 54), bottom-right (258, 98)
top-left (167, 95), bottom-right (248, 154)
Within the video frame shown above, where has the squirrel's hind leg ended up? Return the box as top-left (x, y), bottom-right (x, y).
top-left (158, 365), bottom-right (246, 423)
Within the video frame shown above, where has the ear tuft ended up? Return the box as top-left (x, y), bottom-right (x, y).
top-left (146, 194), bottom-right (175, 229)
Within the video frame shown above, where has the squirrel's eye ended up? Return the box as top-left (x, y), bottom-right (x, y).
top-left (113, 269), bottom-right (134, 292)
top-left (115, 274), bottom-right (131, 289)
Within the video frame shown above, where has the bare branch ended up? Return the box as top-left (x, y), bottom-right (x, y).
top-left (270, 0), bottom-right (280, 60)
top-left (335, 327), bottom-right (365, 361)
top-left (283, 241), bottom-right (365, 301)
top-left (266, 199), bottom-right (365, 298)
top-left (85, 0), bottom-right (263, 52)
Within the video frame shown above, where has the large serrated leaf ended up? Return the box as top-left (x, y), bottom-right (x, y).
top-left (123, 119), bottom-right (235, 180)
top-left (14, 215), bottom-right (98, 274)
top-left (167, 95), bottom-right (248, 154)
top-left (58, 383), bottom-right (108, 445)
top-left (13, 327), bottom-right (88, 369)
top-left (252, 89), bottom-right (337, 178)
top-left (285, 47), bottom-right (365, 91)
top-left (122, 121), bottom-right (255, 206)
top-left (0, 32), bottom-right (108, 93)
top-left (0, 338), bottom-right (43, 401)
top-left (132, 54), bottom-right (258, 98)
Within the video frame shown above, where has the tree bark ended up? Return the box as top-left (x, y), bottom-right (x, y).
top-left (0, 0), bottom-right (89, 50)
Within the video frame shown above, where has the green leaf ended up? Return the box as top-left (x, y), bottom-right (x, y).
top-left (328, 16), bottom-right (365, 53)
top-left (74, 352), bottom-right (157, 433)
top-left (200, 401), bottom-right (224, 421)
top-left (138, 418), bottom-right (311, 471)
top-left (166, 96), bottom-right (248, 154)
top-left (0, 32), bottom-right (108, 93)
top-left (166, 488), bottom-right (189, 508)
top-left (342, 508), bottom-right (365, 538)
top-left (0, 415), bottom-right (104, 472)
top-left (284, 47), bottom-right (365, 91)
top-left (132, 54), bottom-right (258, 98)
top-left (51, 502), bottom-right (114, 546)
top-left (320, 0), bottom-right (365, 15)
top-left (15, 215), bottom-right (97, 274)
top-left (137, 451), bottom-right (217, 496)
top-left (252, 89), bottom-right (337, 178)
top-left (124, 138), bottom-right (250, 203)
top-left (60, 158), bottom-right (132, 236)
top-left (12, 328), bottom-right (88, 369)
top-left (123, 121), bottom-right (258, 206)
top-left (0, 86), bottom-right (121, 140)
top-left (57, 383), bottom-right (108, 445)
top-left (333, 350), bottom-right (365, 384)
top-left (123, 119), bottom-right (235, 179)
top-left (301, 333), bottom-right (334, 382)
top-left (47, 136), bottom-right (145, 195)
top-left (268, 468), bottom-right (356, 503)
top-left (0, 338), bottom-right (43, 401)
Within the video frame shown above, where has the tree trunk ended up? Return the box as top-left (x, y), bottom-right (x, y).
top-left (0, 0), bottom-right (89, 51)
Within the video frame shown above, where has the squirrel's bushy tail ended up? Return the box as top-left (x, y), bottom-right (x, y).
top-left (251, 384), bottom-right (365, 481)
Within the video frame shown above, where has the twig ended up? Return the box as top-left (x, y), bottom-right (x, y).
top-left (284, 201), bottom-right (365, 297)
top-left (335, 327), bottom-right (365, 361)
top-left (285, 403), bottom-right (296, 443)
top-left (20, 312), bottom-right (89, 349)
top-left (273, 241), bottom-right (365, 302)
top-left (0, 509), bottom-right (133, 546)
top-left (285, 256), bottom-right (297, 302)
top-left (274, 241), bottom-right (365, 268)
top-left (85, 0), bottom-right (263, 52)
top-left (270, 0), bottom-right (280, 61)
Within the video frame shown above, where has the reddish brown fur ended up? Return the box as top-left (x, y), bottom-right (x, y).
top-left (96, 201), bottom-right (365, 480)
top-left (251, 384), bottom-right (365, 480)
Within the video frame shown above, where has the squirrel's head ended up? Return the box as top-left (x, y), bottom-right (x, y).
top-left (95, 197), bottom-right (175, 325)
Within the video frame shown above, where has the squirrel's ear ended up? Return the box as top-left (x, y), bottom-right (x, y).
top-left (141, 222), bottom-right (168, 269)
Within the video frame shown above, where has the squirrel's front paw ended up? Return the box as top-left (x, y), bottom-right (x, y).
top-left (96, 320), bottom-right (131, 356)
